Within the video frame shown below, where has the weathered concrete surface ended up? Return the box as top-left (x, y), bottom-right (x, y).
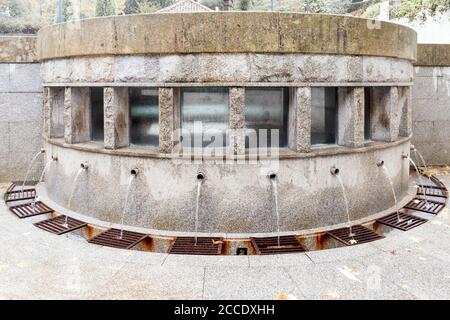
top-left (104, 87), bottom-right (129, 149)
top-left (416, 44), bottom-right (450, 67)
top-left (0, 63), bottom-right (43, 182)
top-left (37, 13), bottom-right (417, 61)
top-left (42, 139), bottom-right (410, 233)
top-left (0, 36), bottom-right (37, 63)
top-left (41, 54), bottom-right (414, 84)
top-left (158, 88), bottom-right (174, 153)
top-left (64, 87), bottom-right (91, 144)
top-left (337, 87), bottom-right (364, 147)
top-left (412, 66), bottom-right (450, 165)
top-left (371, 87), bottom-right (401, 142)
top-left (1, 170), bottom-right (449, 299)
top-left (289, 87), bottom-right (311, 152)
top-left (229, 87), bottom-right (245, 154)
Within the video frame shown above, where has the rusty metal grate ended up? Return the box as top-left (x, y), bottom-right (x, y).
top-left (326, 225), bottom-right (384, 246)
top-left (404, 198), bottom-right (445, 215)
top-left (416, 185), bottom-right (447, 198)
top-left (4, 184), bottom-right (36, 203)
top-left (376, 212), bottom-right (427, 231)
top-left (9, 201), bottom-right (54, 219)
top-left (88, 228), bottom-right (147, 249)
top-left (34, 215), bottom-right (87, 235)
top-left (250, 235), bottom-right (307, 255)
top-left (169, 237), bottom-right (223, 255)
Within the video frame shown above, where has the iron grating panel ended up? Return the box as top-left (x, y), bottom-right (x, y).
top-left (326, 225), bottom-right (384, 246)
top-left (88, 228), bottom-right (147, 249)
top-left (5, 185), bottom-right (36, 203)
top-left (34, 215), bottom-right (87, 235)
top-left (250, 235), bottom-right (307, 255)
top-left (376, 212), bottom-right (427, 231)
top-left (9, 201), bottom-right (54, 219)
top-left (169, 237), bottom-right (223, 255)
top-left (416, 185), bottom-right (447, 198)
top-left (404, 198), bottom-right (445, 215)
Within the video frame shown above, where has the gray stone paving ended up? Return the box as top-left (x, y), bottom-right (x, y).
top-left (0, 173), bottom-right (449, 300)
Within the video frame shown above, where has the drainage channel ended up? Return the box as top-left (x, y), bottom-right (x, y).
top-left (3, 174), bottom-right (448, 256)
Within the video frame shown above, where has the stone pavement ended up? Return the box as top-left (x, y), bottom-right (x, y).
top-left (0, 173), bottom-right (449, 300)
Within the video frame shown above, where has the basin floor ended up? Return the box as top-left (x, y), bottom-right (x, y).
top-left (0, 169), bottom-right (449, 300)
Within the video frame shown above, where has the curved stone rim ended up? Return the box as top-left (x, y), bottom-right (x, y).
top-left (37, 12), bottom-right (417, 61)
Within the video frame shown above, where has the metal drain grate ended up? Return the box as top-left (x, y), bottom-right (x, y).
top-left (169, 237), bottom-right (223, 255)
top-left (326, 225), bottom-right (384, 246)
top-left (250, 235), bottom-right (307, 255)
top-left (404, 198), bottom-right (445, 215)
top-left (5, 184), bottom-right (36, 203)
top-left (376, 212), bottom-right (427, 231)
top-left (34, 215), bottom-right (87, 235)
top-left (88, 229), bottom-right (147, 249)
top-left (9, 201), bottom-right (54, 219)
top-left (416, 185), bottom-right (447, 198)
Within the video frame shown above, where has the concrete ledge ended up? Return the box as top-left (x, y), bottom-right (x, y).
top-left (37, 12), bottom-right (417, 61)
top-left (45, 135), bottom-right (412, 160)
top-left (0, 36), bottom-right (37, 63)
top-left (416, 44), bottom-right (450, 66)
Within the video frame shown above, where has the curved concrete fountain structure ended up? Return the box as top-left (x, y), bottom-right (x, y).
top-left (38, 12), bottom-right (417, 234)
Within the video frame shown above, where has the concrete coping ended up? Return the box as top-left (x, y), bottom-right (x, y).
top-left (416, 43), bottom-right (450, 66)
top-left (0, 36), bottom-right (38, 63)
top-left (46, 135), bottom-right (412, 160)
top-left (37, 12), bottom-right (417, 61)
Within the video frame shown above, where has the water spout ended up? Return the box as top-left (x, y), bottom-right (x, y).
top-left (21, 148), bottom-right (45, 197)
top-left (378, 162), bottom-right (403, 223)
top-left (330, 166), bottom-right (339, 176)
top-left (119, 172), bottom-right (137, 239)
top-left (194, 173), bottom-right (204, 245)
top-left (268, 172), bottom-right (281, 247)
top-left (406, 156), bottom-right (431, 208)
top-left (197, 172), bottom-right (205, 181)
top-left (64, 165), bottom-right (88, 228)
top-left (332, 168), bottom-right (355, 240)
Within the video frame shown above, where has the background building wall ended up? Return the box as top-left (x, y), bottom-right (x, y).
top-left (0, 36), bottom-right (43, 182)
top-left (412, 44), bottom-right (450, 165)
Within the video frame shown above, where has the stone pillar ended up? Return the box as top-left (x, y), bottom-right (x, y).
top-left (337, 87), bottom-right (364, 147)
top-left (398, 86), bottom-right (412, 137)
top-left (371, 87), bottom-right (401, 142)
top-left (159, 88), bottom-right (177, 153)
top-left (229, 87), bottom-right (246, 154)
top-left (288, 87), bottom-right (311, 152)
top-left (104, 87), bottom-right (129, 149)
top-left (64, 87), bottom-right (91, 144)
top-left (43, 87), bottom-right (51, 139)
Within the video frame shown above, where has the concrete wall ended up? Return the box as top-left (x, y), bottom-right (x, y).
top-left (0, 37), bottom-right (43, 182)
top-left (412, 66), bottom-right (450, 165)
top-left (43, 139), bottom-right (410, 234)
top-left (412, 44), bottom-right (450, 165)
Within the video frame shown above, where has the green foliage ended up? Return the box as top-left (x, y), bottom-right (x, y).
top-left (393, 0), bottom-right (450, 21)
top-left (200, 0), bottom-right (223, 10)
top-left (310, 0), bottom-right (352, 14)
top-left (96, 0), bottom-right (116, 16)
top-left (124, 0), bottom-right (140, 14)
top-left (62, 0), bottom-right (73, 22)
top-left (362, 2), bottom-right (381, 19)
top-left (0, 16), bottom-right (43, 34)
top-left (138, 1), bottom-right (159, 13)
top-left (0, 0), bottom-right (29, 17)
top-left (236, 0), bottom-right (253, 10)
